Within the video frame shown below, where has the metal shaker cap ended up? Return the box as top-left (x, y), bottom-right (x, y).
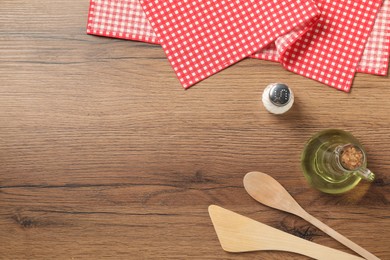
top-left (268, 83), bottom-right (291, 107)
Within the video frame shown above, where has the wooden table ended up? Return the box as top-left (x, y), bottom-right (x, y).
top-left (1, 1), bottom-right (389, 259)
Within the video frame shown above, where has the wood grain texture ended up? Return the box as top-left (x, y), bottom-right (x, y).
top-left (0, 0), bottom-right (389, 259)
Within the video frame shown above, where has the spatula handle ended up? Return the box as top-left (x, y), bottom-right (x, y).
top-left (302, 212), bottom-right (380, 260)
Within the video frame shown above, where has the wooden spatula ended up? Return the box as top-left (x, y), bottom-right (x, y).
top-left (208, 205), bottom-right (364, 260)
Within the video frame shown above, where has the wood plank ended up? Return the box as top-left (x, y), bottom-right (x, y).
top-left (1, 0), bottom-right (389, 259)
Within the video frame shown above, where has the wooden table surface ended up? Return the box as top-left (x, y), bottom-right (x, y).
top-left (1, 1), bottom-right (389, 259)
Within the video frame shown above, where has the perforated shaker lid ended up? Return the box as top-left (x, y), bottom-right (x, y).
top-left (268, 83), bottom-right (291, 107)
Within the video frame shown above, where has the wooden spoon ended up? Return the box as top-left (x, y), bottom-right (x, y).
top-left (243, 171), bottom-right (380, 260)
top-left (208, 205), bottom-right (364, 260)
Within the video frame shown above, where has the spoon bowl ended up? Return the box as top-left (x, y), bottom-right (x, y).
top-left (243, 171), bottom-right (305, 216)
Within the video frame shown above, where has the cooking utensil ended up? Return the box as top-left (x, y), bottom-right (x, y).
top-left (208, 205), bottom-right (363, 259)
top-left (243, 171), bottom-right (379, 260)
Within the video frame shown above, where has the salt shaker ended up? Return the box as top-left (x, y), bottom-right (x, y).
top-left (262, 83), bottom-right (294, 114)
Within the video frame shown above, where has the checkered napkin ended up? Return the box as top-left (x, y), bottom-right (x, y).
top-left (87, 0), bottom-right (158, 43)
top-left (252, 0), bottom-right (386, 91)
top-left (357, 0), bottom-right (390, 75)
top-left (87, 0), bottom-right (390, 92)
top-left (138, 0), bottom-right (321, 89)
top-left (253, 0), bottom-right (390, 78)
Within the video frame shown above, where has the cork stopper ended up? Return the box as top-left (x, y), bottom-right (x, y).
top-left (339, 144), bottom-right (364, 170)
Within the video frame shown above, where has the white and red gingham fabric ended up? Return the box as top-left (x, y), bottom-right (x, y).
top-left (357, 0), bottom-right (390, 75)
top-left (138, 0), bottom-right (320, 89)
top-left (282, 0), bottom-right (383, 91)
top-left (253, 0), bottom-right (390, 78)
top-left (87, 0), bottom-right (390, 92)
top-left (87, 0), bottom-right (158, 44)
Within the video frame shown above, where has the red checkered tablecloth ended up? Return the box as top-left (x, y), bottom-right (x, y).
top-left (87, 0), bottom-right (390, 92)
top-left (253, 0), bottom-right (390, 79)
top-left (87, 0), bottom-right (158, 44)
top-left (357, 0), bottom-right (390, 75)
top-left (138, 0), bottom-right (320, 89)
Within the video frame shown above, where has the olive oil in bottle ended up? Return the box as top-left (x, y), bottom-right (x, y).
top-left (301, 129), bottom-right (374, 194)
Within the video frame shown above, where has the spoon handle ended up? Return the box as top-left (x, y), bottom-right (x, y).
top-left (302, 212), bottom-right (380, 260)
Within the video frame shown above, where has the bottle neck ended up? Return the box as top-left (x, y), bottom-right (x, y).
top-left (333, 144), bottom-right (374, 182)
top-left (334, 144), bottom-right (364, 171)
